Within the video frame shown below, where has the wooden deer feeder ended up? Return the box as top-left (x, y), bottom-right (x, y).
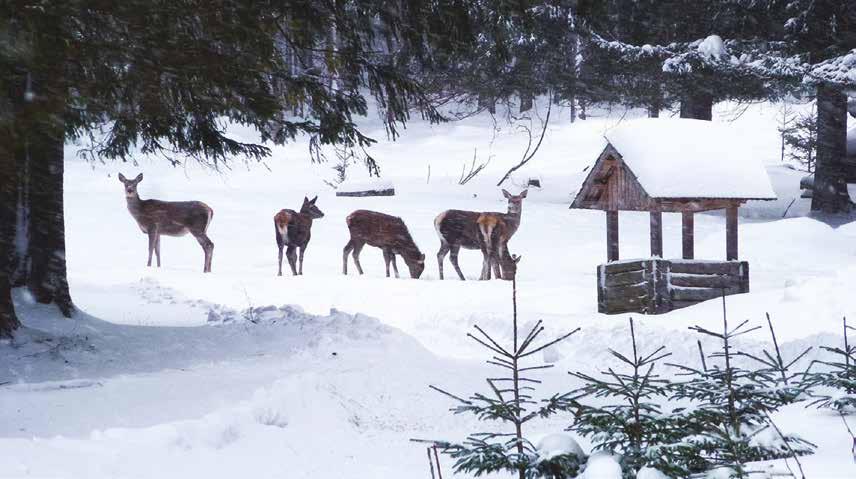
top-left (570, 119), bottom-right (777, 314)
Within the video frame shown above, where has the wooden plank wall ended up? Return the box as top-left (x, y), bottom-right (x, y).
top-left (598, 259), bottom-right (750, 314)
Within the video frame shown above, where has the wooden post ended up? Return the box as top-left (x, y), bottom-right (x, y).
top-left (726, 206), bottom-right (738, 260)
top-left (681, 211), bottom-right (694, 260)
top-left (649, 211), bottom-right (663, 258)
top-left (606, 210), bottom-right (619, 262)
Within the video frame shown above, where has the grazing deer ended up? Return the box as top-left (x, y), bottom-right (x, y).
top-left (434, 189), bottom-right (527, 280)
top-left (476, 214), bottom-right (519, 280)
top-left (274, 196), bottom-right (324, 276)
top-left (343, 210), bottom-right (426, 279)
top-left (118, 173), bottom-right (214, 272)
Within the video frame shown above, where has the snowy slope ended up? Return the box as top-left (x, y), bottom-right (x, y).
top-left (1, 101), bottom-right (855, 478)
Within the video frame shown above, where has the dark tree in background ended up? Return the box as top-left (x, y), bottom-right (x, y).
top-left (0, 0), bottom-right (476, 337)
top-left (783, 0), bottom-right (856, 213)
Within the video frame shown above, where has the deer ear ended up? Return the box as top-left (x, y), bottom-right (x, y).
top-left (134, 173), bottom-right (143, 183)
top-left (311, 196), bottom-right (318, 204)
top-left (502, 189), bottom-right (512, 199)
top-left (303, 196), bottom-right (310, 204)
top-left (118, 173), bottom-right (127, 183)
top-left (519, 189), bottom-right (528, 198)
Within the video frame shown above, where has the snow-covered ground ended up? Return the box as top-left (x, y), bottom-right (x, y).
top-left (1, 101), bottom-right (855, 478)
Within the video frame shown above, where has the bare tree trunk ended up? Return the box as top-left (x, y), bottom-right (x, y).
top-left (679, 91), bottom-right (713, 120)
top-left (811, 84), bottom-right (851, 213)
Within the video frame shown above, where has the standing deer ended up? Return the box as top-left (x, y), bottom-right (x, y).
top-left (476, 214), bottom-right (519, 280)
top-left (118, 173), bottom-right (214, 272)
top-left (343, 210), bottom-right (426, 279)
top-left (434, 189), bottom-right (527, 280)
top-left (274, 196), bottom-right (324, 276)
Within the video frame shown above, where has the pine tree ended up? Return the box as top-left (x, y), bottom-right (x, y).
top-left (567, 318), bottom-right (679, 479)
top-left (805, 318), bottom-right (856, 414)
top-left (663, 304), bottom-right (815, 477)
top-left (782, 104), bottom-right (818, 172)
top-left (430, 260), bottom-right (581, 479)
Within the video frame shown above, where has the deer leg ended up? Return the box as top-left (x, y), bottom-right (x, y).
top-left (194, 232), bottom-right (214, 273)
top-left (437, 242), bottom-right (450, 280)
top-left (383, 249), bottom-right (392, 277)
top-left (479, 244), bottom-right (492, 281)
top-left (450, 245), bottom-right (466, 281)
top-left (391, 253), bottom-right (400, 279)
top-left (155, 235), bottom-right (162, 267)
top-left (343, 240), bottom-right (354, 275)
top-left (491, 252), bottom-right (501, 280)
top-left (147, 230), bottom-right (157, 267)
top-left (352, 242), bottom-right (365, 275)
top-left (277, 244), bottom-right (284, 276)
top-left (298, 245), bottom-right (306, 275)
top-left (286, 245), bottom-right (298, 276)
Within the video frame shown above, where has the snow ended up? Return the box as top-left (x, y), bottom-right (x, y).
top-left (697, 35), bottom-right (726, 60)
top-left (536, 432), bottom-right (585, 460)
top-left (581, 452), bottom-right (623, 479)
top-left (810, 49), bottom-right (856, 88)
top-left (602, 118), bottom-right (778, 199)
top-left (637, 467), bottom-right (670, 479)
top-left (1, 100), bottom-right (856, 478)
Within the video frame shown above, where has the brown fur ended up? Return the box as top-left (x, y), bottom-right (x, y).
top-left (119, 173), bottom-right (214, 272)
top-left (274, 196), bottom-right (324, 276)
top-left (476, 215), bottom-right (517, 280)
top-left (435, 189), bottom-right (526, 280)
top-left (342, 210), bottom-right (426, 279)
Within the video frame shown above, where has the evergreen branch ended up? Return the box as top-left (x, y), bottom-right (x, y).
top-left (430, 385), bottom-right (472, 405)
top-left (519, 328), bottom-right (580, 359)
top-left (472, 325), bottom-right (512, 358)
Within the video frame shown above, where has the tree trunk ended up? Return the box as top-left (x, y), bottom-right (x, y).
top-left (0, 118), bottom-right (20, 337)
top-left (679, 91), bottom-right (713, 120)
top-left (811, 84), bottom-right (851, 213)
top-left (519, 92), bottom-right (533, 113)
top-left (27, 124), bottom-right (73, 316)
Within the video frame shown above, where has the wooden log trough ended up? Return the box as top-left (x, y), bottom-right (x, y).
top-left (597, 259), bottom-right (749, 315)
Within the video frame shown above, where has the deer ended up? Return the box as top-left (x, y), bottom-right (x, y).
top-left (434, 189), bottom-right (527, 280)
top-left (342, 210), bottom-right (426, 279)
top-left (476, 214), bottom-right (519, 280)
top-left (118, 173), bottom-right (214, 272)
top-left (273, 196), bottom-right (324, 276)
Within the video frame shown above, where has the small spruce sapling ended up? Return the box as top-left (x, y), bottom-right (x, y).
top-left (429, 260), bottom-right (581, 479)
top-left (664, 300), bottom-right (815, 477)
top-left (567, 318), bottom-right (677, 479)
top-left (805, 317), bottom-right (856, 414)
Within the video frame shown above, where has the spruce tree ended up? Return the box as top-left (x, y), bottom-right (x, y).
top-left (805, 318), bottom-right (856, 414)
top-left (567, 318), bottom-right (678, 479)
top-left (663, 304), bottom-right (815, 477)
top-left (430, 260), bottom-right (581, 479)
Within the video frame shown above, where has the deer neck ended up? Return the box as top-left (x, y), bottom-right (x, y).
top-left (505, 205), bottom-right (523, 237)
top-left (126, 194), bottom-right (144, 218)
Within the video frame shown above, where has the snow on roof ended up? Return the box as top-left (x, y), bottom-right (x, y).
top-left (603, 118), bottom-right (777, 200)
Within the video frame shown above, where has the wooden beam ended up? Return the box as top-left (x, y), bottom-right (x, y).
top-left (681, 211), bottom-right (694, 259)
top-left (606, 210), bottom-right (619, 262)
top-left (726, 206), bottom-right (738, 260)
top-left (649, 211), bottom-right (663, 257)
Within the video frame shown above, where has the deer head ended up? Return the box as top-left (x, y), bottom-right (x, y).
top-left (502, 189), bottom-right (528, 216)
top-left (300, 196), bottom-right (324, 219)
top-left (406, 252), bottom-right (426, 279)
top-left (118, 173), bottom-right (144, 198)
